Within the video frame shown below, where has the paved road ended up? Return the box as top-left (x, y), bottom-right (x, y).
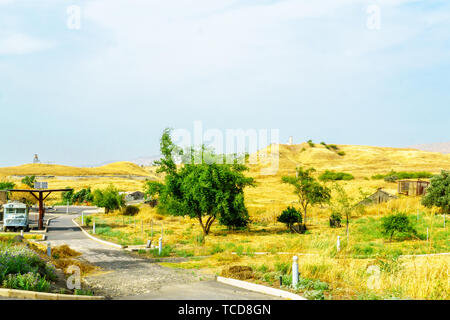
top-left (47, 211), bottom-right (279, 300)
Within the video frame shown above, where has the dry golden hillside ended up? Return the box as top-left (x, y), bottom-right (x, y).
top-left (0, 161), bottom-right (151, 177)
top-left (249, 143), bottom-right (450, 178)
top-left (242, 143), bottom-right (450, 222)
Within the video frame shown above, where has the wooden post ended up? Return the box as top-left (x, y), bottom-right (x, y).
top-left (38, 191), bottom-right (44, 230)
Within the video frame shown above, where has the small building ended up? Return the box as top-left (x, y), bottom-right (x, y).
top-left (357, 188), bottom-right (398, 206)
top-left (125, 191), bottom-right (145, 202)
top-left (397, 180), bottom-right (430, 196)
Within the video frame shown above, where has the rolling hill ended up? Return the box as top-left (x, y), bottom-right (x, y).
top-left (409, 142), bottom-right (450, 154)
top-left (0, 161), bottom-right (151, 177)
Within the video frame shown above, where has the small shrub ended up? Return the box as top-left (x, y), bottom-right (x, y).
top-left (328, 144), bottom-right (339, 151)
top-left (194, 233), bottom-right (205, 245)
top-left (122, 205), bottom-right (140, 216)
top-left (2, 272), bottom-right (51, 292)
top-left (274, 262), bottom-right (290, 275)
top-left (84, 216), bottom-right (92, 226)
top-left (381, 212), bottom-right (417, 241)
top-left (74, 289), bottom-right (94, 296)
top-left (307, 140), bottom-right (315, 147)
top-left (209, 244), bottom-right (224, 255)
top-left (277, 206), bottom-right (303, 233)
top-left (329, 211), bottom-right (342, 228)
top-left (337, 151), bottom-right (345, 156)
top-left (257, 264), bottom-right (269, 273)
top-left (384, 175), bottom-right (398, 183)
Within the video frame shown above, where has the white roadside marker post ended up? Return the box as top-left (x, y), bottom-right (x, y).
top-left (66, 201), bottom-right (69, 214)
top-left (20, 230), bottom-right (24, 237)
top-left (47, 242), bottom-right (51, 257)
top-left (337, 236), bottom-right (341, 252)
top-left (93, 221), bottom-right (96, 235)
top-left (81, 212), bottom-right (84, 226)
top-left (159, 237), bottom-right (162, 256)
top-left (426, 228), bottom-right (429, 241)
top-left (146, 239), bottom-right (152, 248)
top-left (292, 256), bottom-right (299, 288)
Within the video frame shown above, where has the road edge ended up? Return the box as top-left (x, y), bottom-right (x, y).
top-left (0, 288), bottom-right (105, 300)
top-left (72, 217), bottom-right (126, 249)
top-left (216, 276), bottom-right (307, 300)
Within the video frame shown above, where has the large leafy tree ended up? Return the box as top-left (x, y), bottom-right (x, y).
top-left (282, 167), bottom-right (331, 227)
top-left (92, 185), bottom-right (125, 214)
top-left (422, 170), bottom-right (450, 216)
top-left (152, 129), bottom-right (254, 235)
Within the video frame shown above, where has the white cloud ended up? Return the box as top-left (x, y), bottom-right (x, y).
top-left (0, 33), bottom-right (53, 55)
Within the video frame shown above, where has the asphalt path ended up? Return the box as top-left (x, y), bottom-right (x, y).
top-left (46, 209), bottom-right (280, 300)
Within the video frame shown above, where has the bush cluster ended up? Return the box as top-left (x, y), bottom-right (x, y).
top-left (122, 205), bottom-right (140, 216)
top-left (0, 243), bottom-right (56, 292)
top-left (372, 170), bottom-right (433, 181)
top-left (319, 170), bottom-right (354, 181)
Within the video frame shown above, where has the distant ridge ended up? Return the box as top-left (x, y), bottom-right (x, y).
top-left (409, 142), bottom-right (450, 154)
top-left (130, 155), bottom-right (162, 167)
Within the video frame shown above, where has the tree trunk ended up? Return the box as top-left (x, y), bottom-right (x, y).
top-left (198, 215), bottom-right (208, 235)
top-left (198, 215), bottom-right (216, 235)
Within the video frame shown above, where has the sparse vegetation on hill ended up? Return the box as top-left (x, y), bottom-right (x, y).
top-left (0, 181), bottom-right (15, 190)
top-left (0, 162), bottom-right (151, 177)
top-left (319, 170), bottom-right (354, 181)
top-left (372, 170), bottom-right (434, 182)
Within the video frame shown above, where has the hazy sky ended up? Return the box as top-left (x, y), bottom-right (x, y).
top-left (0, 0), bottom-right (449, 167)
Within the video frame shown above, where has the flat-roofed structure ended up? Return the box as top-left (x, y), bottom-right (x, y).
top-left (397, 180), bottom-right (430, 196)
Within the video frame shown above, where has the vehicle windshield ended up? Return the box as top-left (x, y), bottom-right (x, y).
top-left (5, 208), bottom-right (26, 215)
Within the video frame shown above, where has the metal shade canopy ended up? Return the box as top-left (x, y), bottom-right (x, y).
top-left (7, 189), bottom-right (73, 230)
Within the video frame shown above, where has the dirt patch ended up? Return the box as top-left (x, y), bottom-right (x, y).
top-left (221, 265), bottom-right (254, 280)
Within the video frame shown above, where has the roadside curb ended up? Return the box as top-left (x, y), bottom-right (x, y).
top-left (72, 217), bottom-right (126, 249)
top-left (216, 277), bottom-right (307, 300)
top-left (0, 288), bottom-right (105, 300)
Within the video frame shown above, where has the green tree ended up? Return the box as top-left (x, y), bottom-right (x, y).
top-left (21, 176), bottom-right (36, 188)
top-left (422, 171), bottom-right (450, 219)
top-left (144, 181), bottom-right (165, 200)
top-left (331, 184), bottom-right (353, 238)
top-left (152, 129), bottom-right (254, 235)
top-left (381, 212), bottom-right (417, 241)
top-left (282, 167), bottom-right (330, 227)
top-left (278, 206), bottom-right (303, 233)
top-left (0, 181), bottom-right (15, 190)
top-left (92, 185), bottom-right (125, 214)
top-left (61, 187), bottom-right (74, 204)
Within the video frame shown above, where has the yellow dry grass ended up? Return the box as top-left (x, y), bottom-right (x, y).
top-left (0, 161), bottom-right (152, 177)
